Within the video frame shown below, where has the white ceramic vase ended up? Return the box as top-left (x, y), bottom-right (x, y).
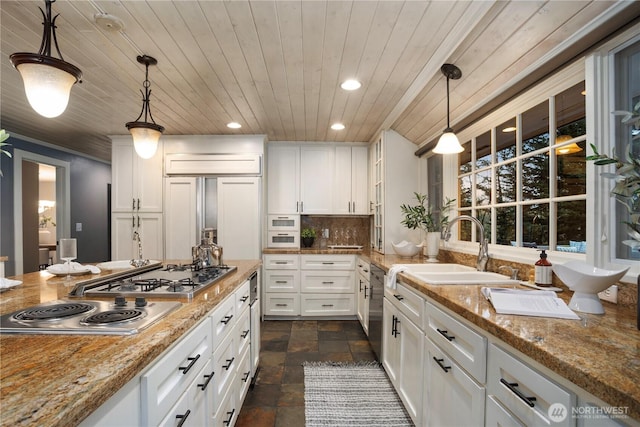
top-left (425, 231), bottom-right (440, 263)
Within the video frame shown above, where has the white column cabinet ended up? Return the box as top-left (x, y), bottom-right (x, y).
top-left (334, 146), bottom-right (369, 215)
top-left (164, 177), bottom-right (197, 261)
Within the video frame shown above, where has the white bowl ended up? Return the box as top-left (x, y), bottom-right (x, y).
top-left (552, 261), bottom-right (629, 314)
top-left (392, 241), bottom-right (421, 257)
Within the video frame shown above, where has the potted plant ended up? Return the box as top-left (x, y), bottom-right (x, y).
top-left (400, 193), bottom-right (456, 261)
top-left (301, 228), bottom-right (316, 248)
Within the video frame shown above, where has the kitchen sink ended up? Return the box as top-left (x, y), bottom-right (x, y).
top-left (398, 264), bottom-right (518, 285)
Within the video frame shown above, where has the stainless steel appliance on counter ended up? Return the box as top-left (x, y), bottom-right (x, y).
top-left (69, 262), bottom-right (237, 300)
top-left (0, 298), bottom-right (181, 335)
top-left (368, 264), bottom-right (385, 360)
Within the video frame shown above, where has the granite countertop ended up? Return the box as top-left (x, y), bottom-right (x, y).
top-left (366, 252), bottom-right (640, 422)
top-left (0, 259), bottom-right (261, 427)
top-left (262, 247), bottom-right (366, 255)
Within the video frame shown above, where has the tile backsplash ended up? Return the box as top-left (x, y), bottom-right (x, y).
top-left (301, 216), bottom-right (370, 249)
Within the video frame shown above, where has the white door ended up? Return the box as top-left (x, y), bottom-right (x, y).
top-left (217, 177), bottom-right (261, 260)
top-left (300, 146), bottom-right (333, 214)
top-left (164, 177), bottom-right (197, 261)
top-left (351, 146), bottom-right (369, 214)
top-left (334, 146), bottom-right (352, 215)
top-left (397, 312), bottom-right (424, 425)
top-left (267, 145), bottom-right (300, 214)
top-left (382, 298), bottom-right (400, 385)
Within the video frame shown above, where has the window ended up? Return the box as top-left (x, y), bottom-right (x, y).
top-left (455, 81), bottom-right (587, 253)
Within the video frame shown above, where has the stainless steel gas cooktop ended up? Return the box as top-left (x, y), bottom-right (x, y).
top-left (0, 298), bottom-right (181, 336)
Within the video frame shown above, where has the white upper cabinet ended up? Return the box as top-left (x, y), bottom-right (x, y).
top-left (299, 146), bottom-right (334, 214)
top-left (111, 137), bottom-right (164, 213)
top-left (267, 145), bottom-right (300, 214)
top-left (334, 146), bottom-right (369, 215)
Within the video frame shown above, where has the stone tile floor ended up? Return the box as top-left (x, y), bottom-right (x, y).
top-left (236, 319), bottom-right (377, 427)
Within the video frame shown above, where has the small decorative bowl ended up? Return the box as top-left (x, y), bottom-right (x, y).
top-left (552, 261), bottom-right (629, 314)
top-left (392, 241), bottom-right (421, 257)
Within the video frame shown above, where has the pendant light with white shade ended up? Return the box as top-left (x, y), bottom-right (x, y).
top-left (126, 55), bottom-right (165, 159)
top-left (433, 64), bottom-right (464, 154)
top-left (10, 0), bottom-right (82, 118)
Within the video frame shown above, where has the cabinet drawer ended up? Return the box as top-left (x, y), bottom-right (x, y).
top-left (488, 344), bottom-right (575, 427)
top-left (236, 345), bottom-right (252, 405)
top-left (300, 254), bottom-right (355, 270)
top-left (158, 358), bottom-right (211, 427)
top-left (300, 270), bottom-right (355, 293)
top-left (267, 214), bottom-right (300, 231)
top-left (301, 293), bottom-right (355, 316)
top-left (209, 296), bottom-right (235, 344)
top-left (357, 258), bottom-right (370, 280)
top-left (425, 301), bottom-right (487, 383)
top-left (264, 254), bottom-right (299, 270)
top-left (486, 395), bottom-right (525, 427)
top-left (385, 282), bottom-right (425, 327)
top-left (264, 270), bottom-right (300, 293)
top-left (267, 231), bottom-right (300, 248)
top-left (235, 280), bottom-right (251, 314)
top-left (265, 293), bottom-right (300, 316)
top-left (142, 319), bottom-right (213, 426)
top-left (213, 373), bottom-right (238, 427)
top-left (235, 307), bottom-right (251, 357)
top-left (212, 332), bottom-right (237, 415)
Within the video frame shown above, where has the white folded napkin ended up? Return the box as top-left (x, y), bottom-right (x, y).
top-left (0, 278), bottom-right (22, 289)
top-left (47, 262), bottom-right (101, 275)
top-left (386, 265), bottom-right (408, 290)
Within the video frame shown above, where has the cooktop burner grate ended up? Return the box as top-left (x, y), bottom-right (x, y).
top-left (14, 303), bottom-right (94, 321)
top-left (82, 309), bottom-right (143, 325)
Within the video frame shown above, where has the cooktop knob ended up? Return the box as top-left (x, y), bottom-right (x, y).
top-left (135, 297), bottom-right (147, 307)
top-left (115, 296), bottom-right (127, 307)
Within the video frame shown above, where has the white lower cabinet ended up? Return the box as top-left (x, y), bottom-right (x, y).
top-left (300, 293), bottom-right (355, 316)
top-left (487, 343), bottom-right (576, 427)
top-left (356, 258), bottom-right (370, 335)
top-left (424, 337), bottom-right (485, 426)
top-left (159, 358), bottom-right (211, 427)
top-left (382, 289), bottom-right (424, 425)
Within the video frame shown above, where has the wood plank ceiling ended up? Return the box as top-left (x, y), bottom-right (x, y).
top-left (1, 1), bottom-right (637, 162)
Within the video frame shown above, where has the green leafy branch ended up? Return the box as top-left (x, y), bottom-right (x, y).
top-left (400, 192), bottom-right (456, 233)
top-left (0, 129), bottom-right (11, 177)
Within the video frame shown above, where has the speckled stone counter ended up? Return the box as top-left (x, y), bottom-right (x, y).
top-left (262, 247), bottom-right (366, 255)
top-left (367, 252), bottom-right (640, 423)
top-left (0, 259), bottom-right (261, 427)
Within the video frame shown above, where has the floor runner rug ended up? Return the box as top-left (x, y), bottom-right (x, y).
top-left (303, 361), bottom-right (414, 427)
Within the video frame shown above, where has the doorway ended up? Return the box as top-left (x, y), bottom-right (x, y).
top-left (12, 149), bottom-right (70, 275)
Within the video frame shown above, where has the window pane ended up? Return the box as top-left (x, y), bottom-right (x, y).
top-left (496, 206), bottom-right (516, 245)
top-left (476, 131), bottom-right (491, 169)
top-left (475, 170), bottom-right (491, 206)
top-left (459, 175), bottom-right (472, 208)
top-left (557, 141), bottom-right (586, 196)
top-left (522, 101), bottom-right (550, 154)
top-left (458, 219), bottom-right (472, 242)
top-left (497, 118), bottom-right (516, 161)
top-left (496, 161), bottom-right (517, 203)
top-left (557, 200), bottom-right (586, 253)
top-left (477, 209), bottom-right (491, 243)
top-left (459, 141), bottom-right (472, 174)
top-left (522, 154), bottom-right (549, 200)
top-left (556, 81), bottom-right (586, 138)
top-left (523, 204), bottom-right (549, 248)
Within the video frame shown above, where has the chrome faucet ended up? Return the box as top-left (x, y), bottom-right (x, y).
top-left (130, 231), bottom-right (148, 267)
top-left (441, 215), bottom-right (490, 271)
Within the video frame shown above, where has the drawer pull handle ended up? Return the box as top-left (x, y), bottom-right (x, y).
top-left (321, 304), bottom-right (334, 307)
top-left (394, 294), bottom-right (404, 301)
top-left (178, 354), bottom-right (201, 375)
top-left (241, 329), bottom-right (250, 338)
top-left (240, 295), bottom-right (249, 302)
top-left (198, 371), bottom-right (215, 391)
top-left (322, 262), bottom-right (335, 265)
top-left (322, 281), bottom-right (334, 284)
top-left (275, 280), bottom-right (288, 284)
top-left (500, 378), bottom-right (536, 407)
top-left (242, 371), bottom-right (251, 382)
top-left (221, 315), bottom-right (234, 324)
top-left (364, 269), bottom-right (369, 273)
top-left (223, 357), bottom-right (235, 370)
top-left (176, 409), bottom-right (191, 427)
top-left (275, 303), bottom-right (288, 307)
top-left (223, 409), bottom-right (235, 426)
top-left (275, 261), bottom-right (288, 264)
top-left (433, 357), bottom-right (451, 373)
top-left (437, 328), bottom-right (455, 341)
top-left (364, 286), bottom-right (368, 299)
top-left (391, 315), bottom-right (400, 337)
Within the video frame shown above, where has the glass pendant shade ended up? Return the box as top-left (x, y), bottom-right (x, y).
top-left (433, 129), bottom-right (464, 154)
top-left (14, 61), bottom-right (78, 118)
top-left (127, 124), bottom-right (163, 159)
top-left (554, 134), bottom-right (582, 155)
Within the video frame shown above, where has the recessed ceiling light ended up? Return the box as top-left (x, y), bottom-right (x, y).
top-left (227, 122), bottom-right (242, 129)
top-left (331, 123), bottom-right (345, 130)
top-left (340, 79), bottom-right (361, 91)
top-left (502, 127), bottom-right (517, 132)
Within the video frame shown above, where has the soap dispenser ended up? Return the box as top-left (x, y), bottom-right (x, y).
top-left (534, 249), bottom-right (552, 287)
